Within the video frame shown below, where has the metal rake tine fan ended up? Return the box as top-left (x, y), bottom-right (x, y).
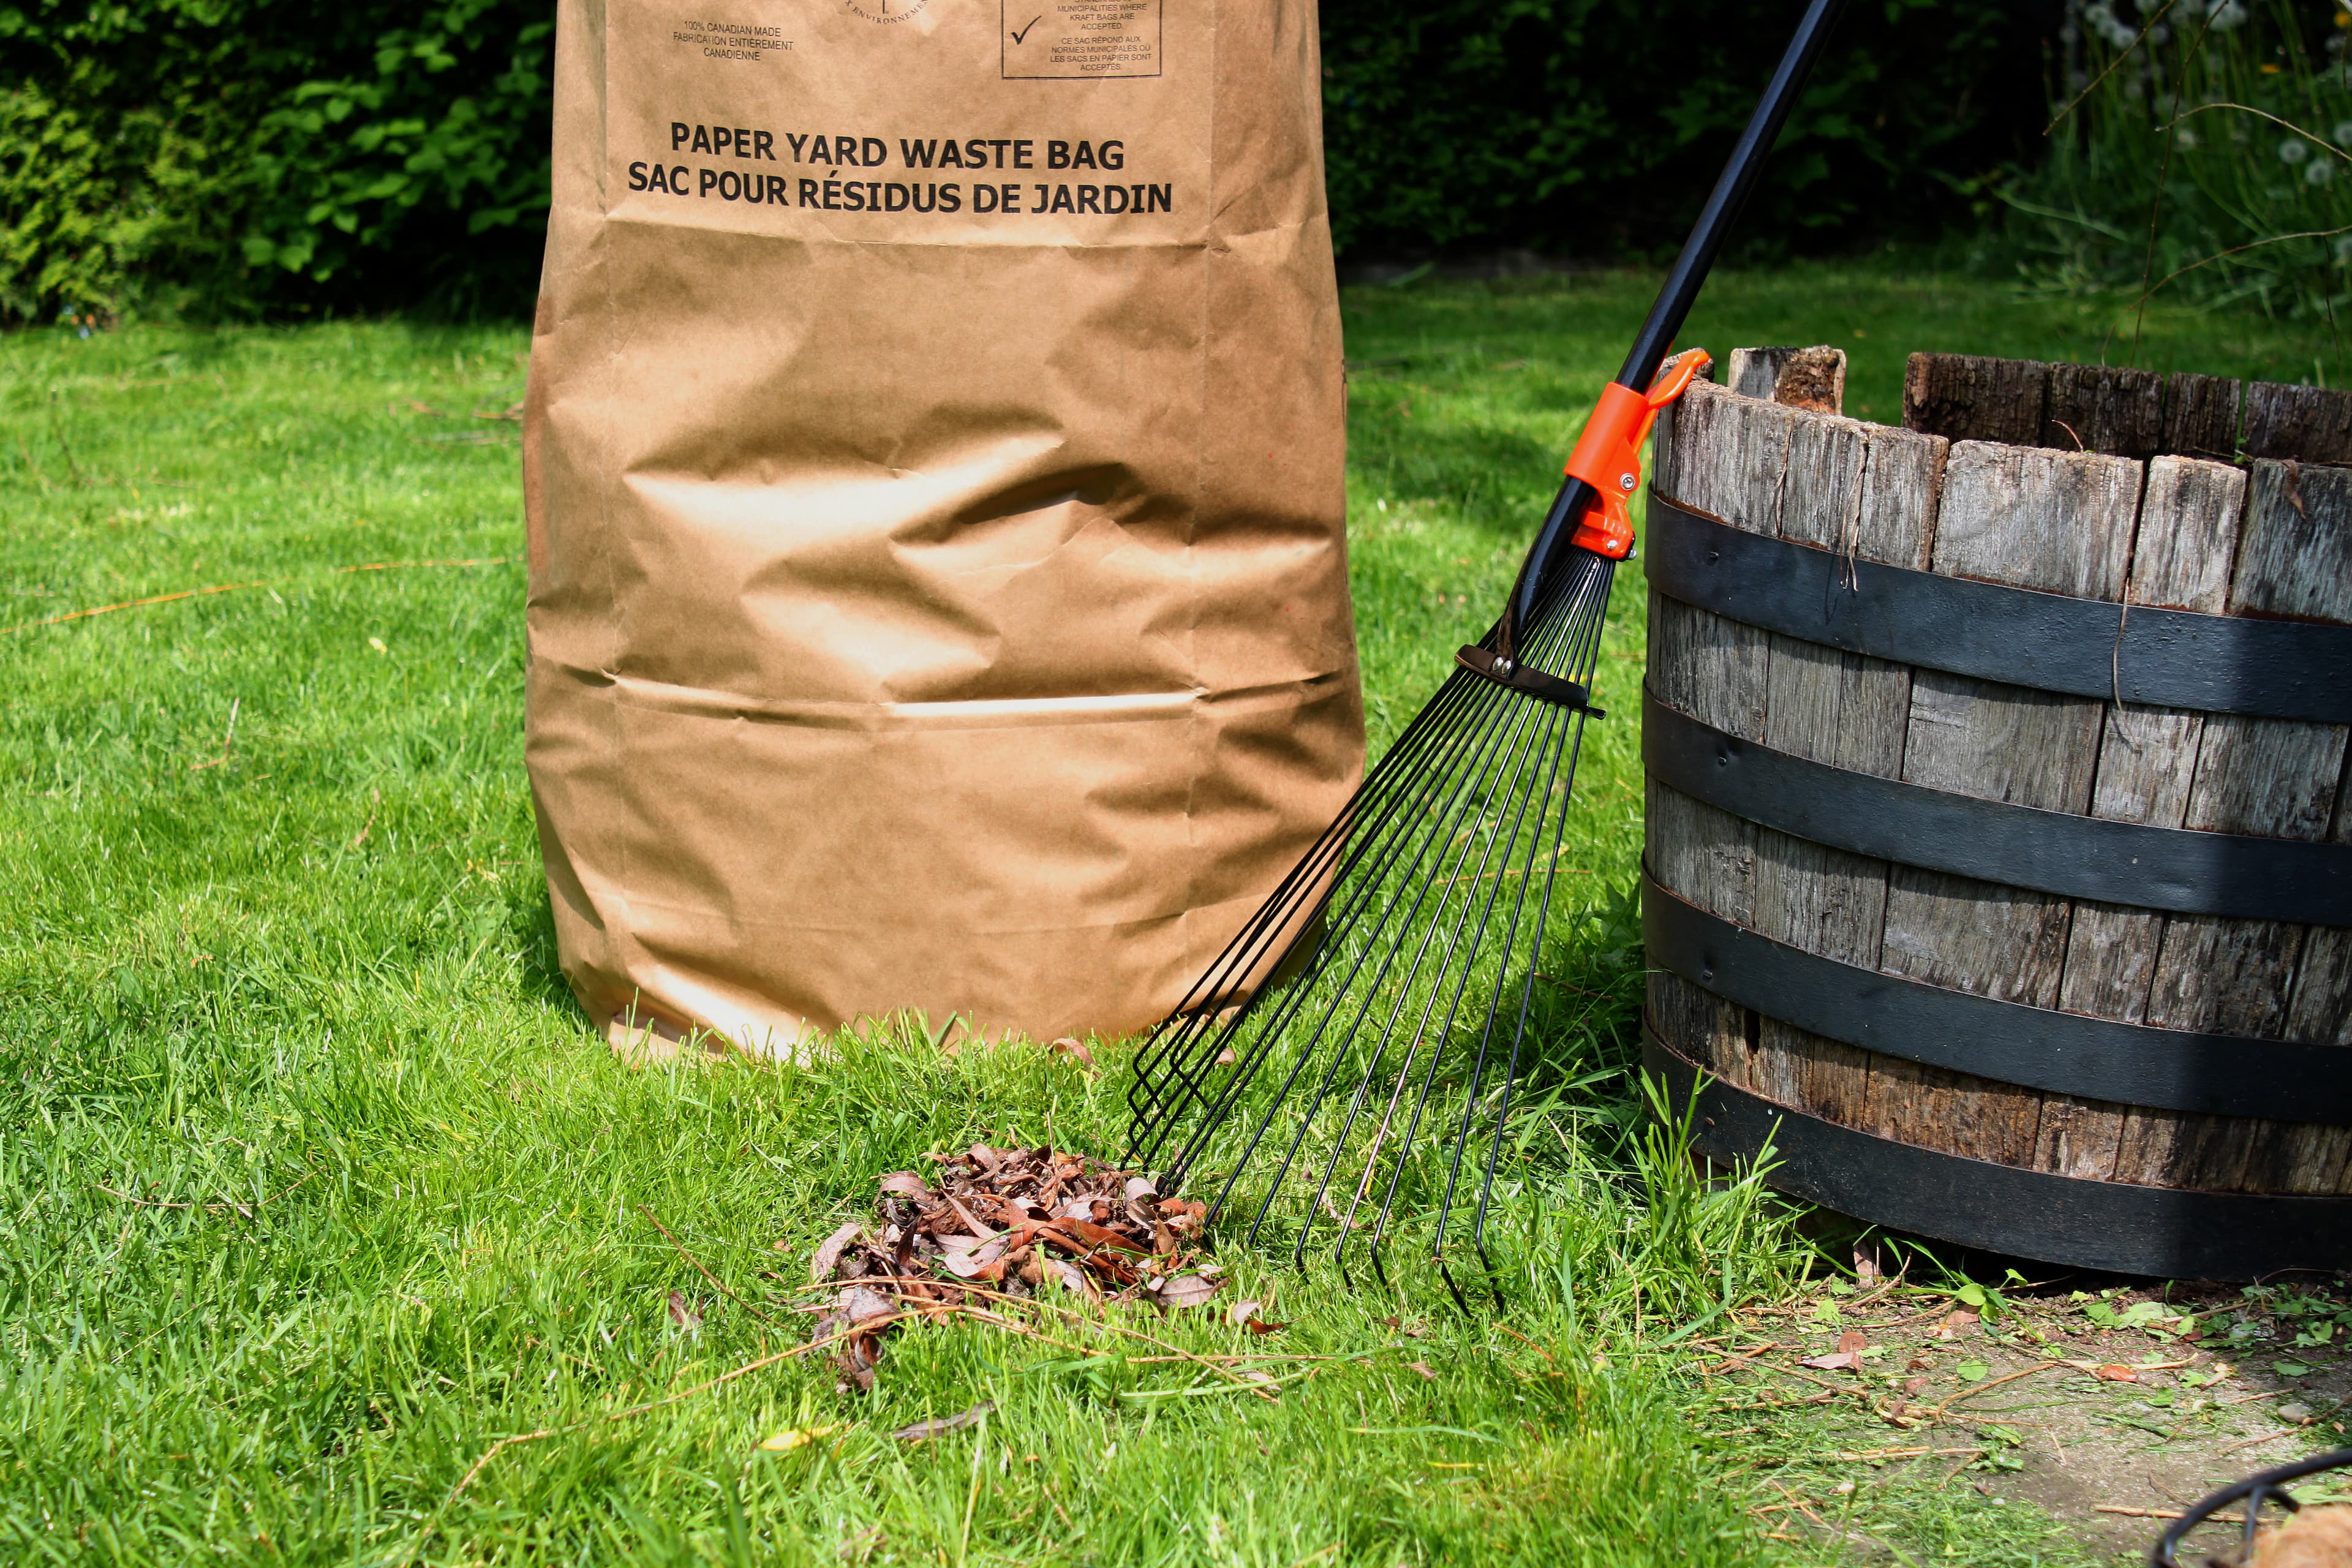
top-left (1123, 0), bottom-right (1852, 1308)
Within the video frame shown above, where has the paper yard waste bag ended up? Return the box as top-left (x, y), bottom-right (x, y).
top-left (524, 0), bottom-right (1362, 1056)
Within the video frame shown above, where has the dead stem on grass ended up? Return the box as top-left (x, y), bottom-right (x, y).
top-left (1, 556), bottom-right (524, 635)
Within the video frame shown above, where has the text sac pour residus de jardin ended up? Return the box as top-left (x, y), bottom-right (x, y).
top-left (629, 124), bottom-right (1175, 214)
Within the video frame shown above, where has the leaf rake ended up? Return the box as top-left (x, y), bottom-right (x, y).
top-left (1123, 0), bottom-right (1850, 1306)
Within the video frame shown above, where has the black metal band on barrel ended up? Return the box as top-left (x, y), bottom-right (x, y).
top-left (1643, 692), bottom-right (2352, 927)
top-left (1455, 645), bottom-right (1605, 714)
top-left (1642, 876), bottom-right (2352, 1125)
top-left (1646, 493), bottom-right (2352, 726)
top-left (1643, 1030), bottom-right (2352, 1280)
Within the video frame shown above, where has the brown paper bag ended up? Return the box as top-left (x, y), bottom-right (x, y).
top-left (524, 0), bottom-right (1362, 1056)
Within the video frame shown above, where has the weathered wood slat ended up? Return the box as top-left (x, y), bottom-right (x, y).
top-left (1727, 345), bottom-right (1846, 413)
top-left (2163, 372), bottom-right (2241, 462)
top-left (2114, 458), bottom-right (2352, 1194)
top-left (2043, 361), bottom-right (2164, 458)
top-left (2242, 382), bottom-right (2352, 464)
top-left (2228, 461), bottom-right (2352, 624)
top-left (1645, 379), bottom-right (1795, 1091)
top-left (1748, 412), bottom-right (1945, 1131)
top-left (1903, 354), bottom-right (2049, 447)
top-left (2046, 457), bottom-right (2245, 1178)
top-left (1873, 442), bottom-right (2141, 1167)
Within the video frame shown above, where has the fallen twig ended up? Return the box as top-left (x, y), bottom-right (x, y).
top-left (1921, 1360), bottom-right (2066, 1415)
top-left (639, 1204), bottom-right (785, 1330)
top-left (94, 1169), bottom-right (315, 1220)
top-left (2095, 1505), bottom-right (2246, 1522)
top-left (1494, 1324), bottom-right (1559, 1365)
top-left (2, 557), bottom-right (523, 636)
top-left (1706, 1341), bottom-right (1780, 1373)
top-left (815, 1275), bottom-right (1280, 1402)
top-left (450, 1318), bottom-right (881, 1499)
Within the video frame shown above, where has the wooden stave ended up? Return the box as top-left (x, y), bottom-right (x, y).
top-left (1642, 353), bottom-right (2352, 1275)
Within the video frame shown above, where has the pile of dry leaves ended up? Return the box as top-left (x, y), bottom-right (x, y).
top-left (805, 1142), bottom-right (1225, 1390)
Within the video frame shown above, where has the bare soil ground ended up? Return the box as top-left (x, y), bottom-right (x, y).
top-left (1692, 1261), bottom-right (2351, 1564)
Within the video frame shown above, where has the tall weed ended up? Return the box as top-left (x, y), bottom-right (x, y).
top-left (2002, 0), bottom-right (2351, 328)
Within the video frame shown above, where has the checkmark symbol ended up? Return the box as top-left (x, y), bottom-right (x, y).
top-left (1010, 15), bottom-right (1041, 43)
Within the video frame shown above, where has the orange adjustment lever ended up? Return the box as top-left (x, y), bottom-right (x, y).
top-left (1560, 347), bottom-right (1711, 560)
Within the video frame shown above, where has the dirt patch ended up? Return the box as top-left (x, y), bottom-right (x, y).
top-left (1700, 1266), bottom-right (2351, 1561)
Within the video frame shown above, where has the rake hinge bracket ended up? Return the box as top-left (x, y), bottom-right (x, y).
top-left (1455, 645), bottom-right (1605, 715)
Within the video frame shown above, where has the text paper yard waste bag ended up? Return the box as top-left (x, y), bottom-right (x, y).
top-left (524, 0), bottom-right (1362, 1055)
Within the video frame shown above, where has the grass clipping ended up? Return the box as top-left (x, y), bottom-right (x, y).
top-left (808, 1142), bottom-right (1217, 1390)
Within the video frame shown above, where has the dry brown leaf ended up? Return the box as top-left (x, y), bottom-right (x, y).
top-left (810, 1221), bottom-right (864, 1283)
top-left (936, 1235), bottom-right (1006, 1280)
top-left (1801, 1334), bottom-right (1865, 1372)
top-left (1405, 1360), bottom-right (1439, 1381)
top-left (2094, 1364), bottom-right (2138, 1383)
top-left (667, 1291), bottom-right (703, 1334)
top-left (1154, 1273), bottom-right (1218, 1309)
top-left (892, 1401), bottom-right (996, 1441)
top-left (1227, 1298), bottom-right (1262, 1327)
top-left (1048, 1037), bottom-right (1097, 1072)
top-left (839, 1286), bottom-right (897, 1325)
top-left (1245, 1318), bottom-right (1287, 1336)
top-left (815, 1140), bottom-right (1222, 1382)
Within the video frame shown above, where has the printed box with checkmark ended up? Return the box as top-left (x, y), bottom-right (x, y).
top-left (1001, 0), bottom-right (1162, 80)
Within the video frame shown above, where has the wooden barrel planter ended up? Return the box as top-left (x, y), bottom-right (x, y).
top-left (1640, 347), bottom-right (2352, 1280)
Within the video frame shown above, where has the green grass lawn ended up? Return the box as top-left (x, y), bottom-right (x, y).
top-left (0, 265), bottom-right (2322, 1566)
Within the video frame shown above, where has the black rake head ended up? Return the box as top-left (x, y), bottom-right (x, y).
top-left (1122, 551), bottom-right (1620, 1310)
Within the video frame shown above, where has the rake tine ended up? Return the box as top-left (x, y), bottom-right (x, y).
top-left (1127, 668), bottom-right (1495, 1161)
top-left (1240, 570), bottom-right (1600, 1230)
top-left (1469, 673), bottom-right (1599, 1259)
top-left (1357, 592), bottom-right (1593, 1275)
top-left (1268, 673), bottom-right (1561, 1259)
top-left (1134, 559), bottom-right (1603, 1174)
top-left (1125, 670), bottom-right (1491, 1132)
top-left (1433, 574), bottom-right (1610, 1254)
top-left (1123, 0), bottom-right (1852, 1303)
top-left (1199, 671), bottom-right (1542, 1232)
top-left (1345, 682), bottom-right (1574, 1261)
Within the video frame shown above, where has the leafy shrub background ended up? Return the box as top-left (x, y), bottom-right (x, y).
top-left (0, 0), bottom-right (552, 323)
top-left (1322, 0), bottom-right (2055, 258)
top-left (0, 0), bottom-right (2053, 323)
top-left (2000, 0), bottom-right (2350, 321)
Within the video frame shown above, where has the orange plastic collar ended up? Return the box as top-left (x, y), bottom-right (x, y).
top-left (1561, 347), bottom-right (1712, 559)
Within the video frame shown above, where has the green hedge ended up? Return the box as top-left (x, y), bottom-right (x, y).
top-left (0, 1), bottom-right (2052, 323)
top-left (0, 1), bottom-right (552, 322)
top-left (1325, 0), bottom-right (2053, 257)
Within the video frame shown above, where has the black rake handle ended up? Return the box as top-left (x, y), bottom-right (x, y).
top-left (1501, 0), bottom-right (1852, 657)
